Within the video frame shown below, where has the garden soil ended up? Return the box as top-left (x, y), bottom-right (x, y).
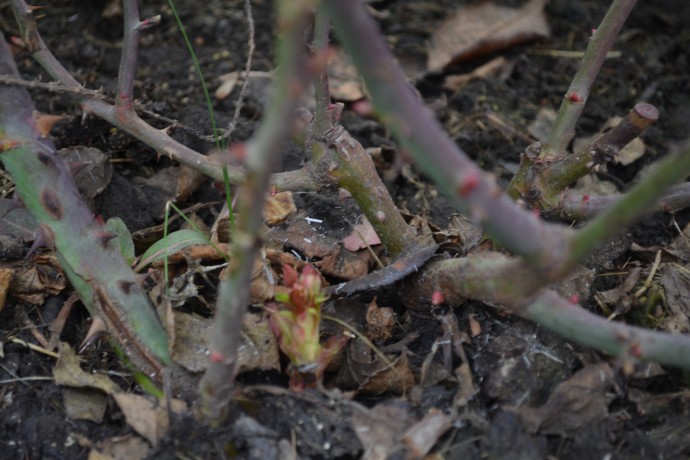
top-left (1, 0), bottom-right (690, 458)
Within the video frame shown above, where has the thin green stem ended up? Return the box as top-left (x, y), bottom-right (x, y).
top-left (568, 141), bottom-right (690, 269)
top-left (541, 0), bottom-right (637, 158)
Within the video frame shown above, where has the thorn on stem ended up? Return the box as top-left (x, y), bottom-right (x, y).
top-left (457, 170), bottom-right (480, 198)
top-left (209, 350), bottom-right (226, 364)
top-left (630, 343), bottom-right (642, 358)
top-left (95, 231), bottom-right (119, 248)
top-left (40, 188), bottom-right (63, 220)
top-left (118, 279), bottom-right (136, 295)
top-left (566, 92), bottom-right (583, 103)
top-left (135, 15), bottom-right (162, 32)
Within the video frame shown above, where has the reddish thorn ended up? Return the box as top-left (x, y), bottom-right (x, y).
top-left (209, 350), bottom-right (225, 363)
top-left (94, 215), bottom-right (105, 226)
top-left (431, 290), bottom-right (445, 306)
top-left (531, 208), bottom-right (541, 218)
top-left (582, 194), bottom-right (590, 204)
top-left (351, 99), bottom-right (373, 117)
top-left (568, 294), bottom-right (580, 304)
top-left (566, 92), bottom-right (583, 103)
top-left (457, 170), bottom-right (480, 198)
top-left (96, 231), bottom-right (118, 247)
top-left (270, 184), bottom-right (278, 197)
top-left (631, 344), bottom-right (642, 358)
top-left (228, 142), bottom-right (247, 161)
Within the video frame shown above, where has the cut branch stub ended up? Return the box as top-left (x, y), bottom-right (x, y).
top-left (507, 103), bottom-right (659, 216)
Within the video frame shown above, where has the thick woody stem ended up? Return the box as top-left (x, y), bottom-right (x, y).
top-left (197, 1), bottom-right (311, 424)
top-left (509, 103), bottom-right (659, 211)
top-left (324, 0), bottom-right (573, 271)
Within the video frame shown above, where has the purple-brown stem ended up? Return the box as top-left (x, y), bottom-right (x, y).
top-left (197, 1), bottom-right (312, 424)
top-left (8, 0), bottom-right (317, 192)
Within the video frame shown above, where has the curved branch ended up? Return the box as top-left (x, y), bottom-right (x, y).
top-left (8, 0), bottom-right (318, 192)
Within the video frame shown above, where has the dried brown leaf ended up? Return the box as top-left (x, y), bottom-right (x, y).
top-left (263, 191), bottom-right (296, 225)
top-left (402, 409), bottom-right (452, 458)
top-left (112, 393), bottom-right (186, 446)
top-left (0, 267), bottom-right (12, 312)
top-left (328, 47), bottom-right (366, 101)
top-left (88, 434), bottom-right (150, 460)
top-left (515, 363), bottom-right (615, 436)
top-left (352, 402), bottom-right (412, 460)
top-left (62, 387), bottom-right (108, 422)
top-left (342, 215), bottom-right (381, 252)
top-left (365, 298), bottom-right (396, 342)
top-left (53, 344), bottom-right (120, 394)
top-left (427, 0), bottom-right (549, 71)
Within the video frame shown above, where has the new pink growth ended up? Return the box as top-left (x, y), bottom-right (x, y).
top-left (268, 264), bottom-right (347, 390)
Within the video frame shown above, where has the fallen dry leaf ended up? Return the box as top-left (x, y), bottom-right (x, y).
top-left (402, 409), bottom-right (452, 458)
top-left (10, 253), bottom-right (66, 304)
top-left (335, 338), bottom-right (415, 394)
top-left (263, 191), bottom-right (296, 225)
top-left (62, 387), bottom-right (108, 423)
top-left (427, 0), bottom-right (550, 71)
top-left (328, 47), bottom-right (366, 101)
top-left (112, 393), bottom-right (187, 447)
top-left (342, 215), bottom-right (381, 252)
top-left (0, 267), bottom-right (13, 312)
top-left (515, 362), bottom-right (615, 436)
top-left (171, 310), bottom-right (280, 374)
top-left (53, 344), bottom-right (120, 394)
top-left (352, 401), bottom-right (413, 460)
top-left (365, 298), bottom-right (396, 342)
top-left (88, 434), bottom-right (150, 460)
top-left (443, 56), bottom-right (512, 91)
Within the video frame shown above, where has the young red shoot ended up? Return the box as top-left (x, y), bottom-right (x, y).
top-left (267, 264), bottom-right (347, 390)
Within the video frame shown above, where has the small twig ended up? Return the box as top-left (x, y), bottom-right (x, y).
top-left (541, 0), bottom-right (638, 158)
top-left (224, 0), bottom-right (255, 139)
top-left (48, 292), bottom-right (80, 351)
top-left (8, 337), bottom-right (60, 359)
top-left (524, 289), bottom-right (690, 369)
top-left (560, 182), bottom-right (690, 220)
top-left (0, 376), bottom-right (54, 385)
top-left (311, 5), bottom-right (333, 140)
top-left (7, 0), bottom-right (318, 192)
top-left (633, 250), bottom-right (661, 298)
top-left (198, 1), bottom-right (313, 424)
top-left (567, 139), bottom-right (690, 271)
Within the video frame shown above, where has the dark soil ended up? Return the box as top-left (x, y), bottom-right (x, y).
top-left (2, 0), bottom-right (690, 459)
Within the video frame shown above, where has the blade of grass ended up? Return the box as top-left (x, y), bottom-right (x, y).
top-left (167, 0), bottom-right (235, 228)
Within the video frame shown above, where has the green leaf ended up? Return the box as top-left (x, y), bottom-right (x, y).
top-left (135, 229), bottom-right (209, 272)
top-left (106, 217), bottom-right (136, 266)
